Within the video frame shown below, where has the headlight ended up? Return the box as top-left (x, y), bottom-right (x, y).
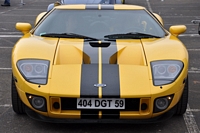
top-left (151, 60), bottom-right (183, 86)
top-left (17, 59), bottom-right (49, 84)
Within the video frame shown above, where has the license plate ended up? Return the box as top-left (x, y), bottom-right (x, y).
top-left (77, 98), bottom-right (125, 109)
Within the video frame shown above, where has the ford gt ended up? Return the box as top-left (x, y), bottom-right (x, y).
top-left (12, 4), bottom-right (189, 123)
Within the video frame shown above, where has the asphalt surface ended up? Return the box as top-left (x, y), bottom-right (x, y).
top-left (0, 0), bottom-right (200, 133)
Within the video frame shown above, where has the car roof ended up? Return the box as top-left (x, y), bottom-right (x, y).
top-left (55, 4), bottom-right (145, 10)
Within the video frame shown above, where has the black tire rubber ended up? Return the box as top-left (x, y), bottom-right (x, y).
top-left (11, 75), bottom-right (25, 114)
top-left (175, 76), bottom-right (189, 115)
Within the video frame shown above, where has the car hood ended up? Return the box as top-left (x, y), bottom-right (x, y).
top-left (49, 36), bottom-right (188, 98)
top-left (49, 38), bottom-right (151, 97)
top-left (13, 35), bottom-right (187, 97)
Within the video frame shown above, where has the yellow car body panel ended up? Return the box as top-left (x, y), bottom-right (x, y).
top-left (116, 40), bottom-right (146, 65)
top-left (142, 36), bottom-right (188, 61)
top-left (50, 65), bottom-right (82, 97)
top-left (54, 39), bottom-right (84, 65)
top-left (12, 34), bottom-right (57, 61)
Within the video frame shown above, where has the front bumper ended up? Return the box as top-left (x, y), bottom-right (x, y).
top-left (16, 79), bottom-right (185, 122)
top-left (25, 105), bottom-right (177, 123)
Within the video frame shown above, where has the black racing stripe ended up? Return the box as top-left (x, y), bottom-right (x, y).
top-left (81, 110), bottom-right (99, 119)
top-left (80, 41), bottom-right (99, 119)
top-left (80, 64), bottom-right (98, 98)
top-left (101, 5), bottom-right (114, 10)
top-left (101, 41), bottom-right (117, 64)
top-left (83, 42), bottom-right (99, 64)
top-left (85, 5), bottom-right (99, 10)
top-left (101, 110), bottom-right (120, 119)
top-left (101, 41), bottom-right (120, 119)
top-left (101, 41), bottom-right (120, 97)
top-left (102, 64), bottom-right (120, 98)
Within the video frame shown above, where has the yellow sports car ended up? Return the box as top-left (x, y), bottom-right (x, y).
top-left (12, 3), bottom-right (188, 123)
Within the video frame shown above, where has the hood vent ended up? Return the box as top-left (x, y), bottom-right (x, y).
top-left (89, 41), bottom-right (110, 47)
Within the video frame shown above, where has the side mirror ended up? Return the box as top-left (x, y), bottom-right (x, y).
top-left (169, 25), bottom-right (186, 37)
top-left (16, 23), bottom-right (32, 35)
top-left (35, 12), bottom-right (47, 26)
top-left (47, 1), bottom-right (61, 12)
top-left (153, 13), bottom-right (164, 26)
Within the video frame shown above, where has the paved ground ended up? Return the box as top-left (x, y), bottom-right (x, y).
top-left (0, 0), bottom-right (200, 133)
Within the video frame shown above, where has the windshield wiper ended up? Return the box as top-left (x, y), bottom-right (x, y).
top-left (40, 33), bottom-right (99, 41)
top-left (104, 32), bottom-right (162, 39)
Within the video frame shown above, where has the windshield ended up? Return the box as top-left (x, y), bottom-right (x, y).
top-left (34, 9), bottom-right (166, 39)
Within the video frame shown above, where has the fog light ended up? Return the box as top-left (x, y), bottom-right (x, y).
top-left (32, 97), bottom-right (45, 109)
top-left (26, 93), bottom-right (47, 112)
top-left (153, 95), bottom-right (174, 113)
top-left (155, 98), bottom-right (168, 110)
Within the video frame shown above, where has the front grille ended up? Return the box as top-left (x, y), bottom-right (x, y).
top-left (61, 98), bottom-right (77, 110)
top-left (61, 98), bottom-right (140, 111)
top-left (125, 98), bottom-right (140, 111)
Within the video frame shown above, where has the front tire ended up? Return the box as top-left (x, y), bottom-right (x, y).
top-left (11, 75), bottom-right (25, 114)
top-left (175, 76), bottom-right (189, 115)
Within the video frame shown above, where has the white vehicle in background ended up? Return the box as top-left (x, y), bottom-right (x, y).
top-left (47, 0), bottom-right (125, 11)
